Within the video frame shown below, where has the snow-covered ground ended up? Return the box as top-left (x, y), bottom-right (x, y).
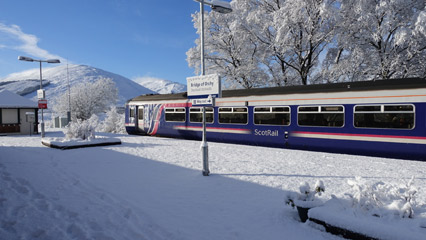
top-left (1, 130), bottom-right (425, 240)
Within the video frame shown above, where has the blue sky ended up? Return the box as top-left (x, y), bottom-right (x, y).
top-left (0, 0), bottom-right (204, 85)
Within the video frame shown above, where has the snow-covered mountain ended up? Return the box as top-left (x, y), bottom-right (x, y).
top-left (133, 76), bottom-right (186, 94)
top-left (0, 64), bottom-right (155, 105)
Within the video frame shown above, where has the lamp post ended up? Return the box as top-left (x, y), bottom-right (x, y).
top-left (18, 56), bottom-right (61, 137)
top-left (195, 0), bottom-right (232, 75)
top-left (193, 0), bottom-right (232, 176)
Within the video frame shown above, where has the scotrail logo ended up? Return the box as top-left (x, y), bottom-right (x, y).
top-left (254, 129), bottom-right (279, 137)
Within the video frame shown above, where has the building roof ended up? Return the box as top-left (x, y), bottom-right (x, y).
top-left (0, 90), bottom-right (38, 108)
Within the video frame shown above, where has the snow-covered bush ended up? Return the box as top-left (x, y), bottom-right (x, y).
top-left (98, 106), bottom-right (126, 134)
top-left (345, 177), bottom-right (418, 219)
top-left (63, 115), bottom-right (99, 140)
top-left (285, 180), bottom-right (325, 208)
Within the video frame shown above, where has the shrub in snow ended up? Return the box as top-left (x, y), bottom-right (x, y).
top-left (285, 180), bottom-right (325, 208)
top-left (98, 106), bottom-right (126, 134)
top-left (345, 176), bottom-right (418, 219)
top-left (64, 115), bottom-right (99, 140)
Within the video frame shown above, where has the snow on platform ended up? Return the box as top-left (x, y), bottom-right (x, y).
top-left (41, 137), bottom-right (121, 150)
top-left (1, 130), bottom-right (425, 239)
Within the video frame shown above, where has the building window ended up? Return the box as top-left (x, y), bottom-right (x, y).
top-left (218, 107), bottom-right (248, 124)
top-left (165, 108), bottom-right (186, 122)
top-left (354, 104), bottom-right (414, 129)
top-left (1, 109), bottom-right (19, 124)
top-left (298, 106), bottom-right (344, 127)
top-left (254, 106), bottom-right (290, 126)
top-left (190, 107), bottom-right (214, 123)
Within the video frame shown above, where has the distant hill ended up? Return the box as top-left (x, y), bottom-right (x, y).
top-left (0, 64), bottom-right (155, 105)
top-left (133, 76), bottom-right (186, 94)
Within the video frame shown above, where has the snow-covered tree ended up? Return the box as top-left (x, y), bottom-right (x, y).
top-left (187, 0), bottom-right (338, 87)
top-left (188, 0), bottom-right (425, 87)
top-left (272, 0), bottom-right (338, 85)
top-left (325, 0), bottom-right (426, 81)
top-left (415, 8), bottom-right (426, 37)
top-left (187, 1), bottom-right (269, 89)
top-left (98, 106), bottom-right (126, 134)
top-left (241, 0), bottom-right (292, 87)
top-left (53, 78), bottom-right (118, 121)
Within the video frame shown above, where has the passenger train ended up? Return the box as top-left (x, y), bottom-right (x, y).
top-left (125, 78), bottom-right (426, 161)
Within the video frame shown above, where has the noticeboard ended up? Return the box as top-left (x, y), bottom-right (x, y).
top-left (37, 89), bottom-right (45, 99)
top-left (25, 112), bottom-right (35, 123)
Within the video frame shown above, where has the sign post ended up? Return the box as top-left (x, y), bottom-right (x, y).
top-left (37, 89), bottom-right (47, 137)
top-left (187, 74), bottom-right (221, 176)
top-left (201, 105), bottom-right (209, 176)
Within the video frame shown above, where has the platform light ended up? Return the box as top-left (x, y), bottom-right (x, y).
top-left (194, 0), bottom-right (232, 14)
top-left (18, 56), bottom-right (61, 138)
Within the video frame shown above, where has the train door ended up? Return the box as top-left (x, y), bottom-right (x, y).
top-left (137, 105), bottom-right (144, 133)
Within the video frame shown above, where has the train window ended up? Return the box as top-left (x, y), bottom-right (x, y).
top-left (219, 107), bottom-right (248, 124)
top-left (298, 105), bottom-right (344, 127)
top-left (355, 105), bottom-right (381, 112)
top-left (190, 107), bottom-right (214, 123)
top-left (254, 106), bottom-right (290, 126)
top-left (129, 107), bottom-right (135, 118)
top-left (299, 106), bottom-right (319, 112)
top-left (321, 106), bottom-right (344, 112)
top-left (234, 108), bottom-right (248, 113)
top-left (384, 105), bottom-right (414, 112)
top-left (219, 108), bottom-right (232, 112)
top-left (138, 108), bottom-right (144, 120)
top-left (354, 104), bottom-right (415, 129)
top-left (165, 108), bottom-right (186, 122)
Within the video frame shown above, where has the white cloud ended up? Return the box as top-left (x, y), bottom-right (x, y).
top-left (0, 23), bottom-right (63, 61)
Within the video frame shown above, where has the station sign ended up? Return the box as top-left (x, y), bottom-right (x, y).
top-left (38, 99), bottom-right (48, 109)
top-left (186, 74), bottom-right (221, 98)
top-left (192, 97), bottom-right (214, 106)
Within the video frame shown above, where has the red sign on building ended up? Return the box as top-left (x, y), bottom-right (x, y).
top-left (38, 99), bottom-right (48, 109)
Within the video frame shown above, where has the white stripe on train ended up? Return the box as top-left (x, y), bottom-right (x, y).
top-left (292, 131), bottom-right (426, 145)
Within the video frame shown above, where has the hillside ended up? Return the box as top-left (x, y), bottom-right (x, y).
top-left (133, 76), bottom-right (186, 94)
top-left (0, 64), bottom-right (156, 105)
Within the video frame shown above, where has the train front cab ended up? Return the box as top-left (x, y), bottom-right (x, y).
top-left (125, 104), bottom-right (147, 135)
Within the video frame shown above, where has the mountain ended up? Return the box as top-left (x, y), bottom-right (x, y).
top-left (133, 76), bottom-right (186, 94)
top-left (0, 64), bottom-right (155, 105)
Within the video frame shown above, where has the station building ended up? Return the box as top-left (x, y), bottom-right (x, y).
top-left (0, 90), bottom-right (38, 135)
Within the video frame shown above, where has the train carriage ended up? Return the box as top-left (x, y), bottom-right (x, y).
top-left (125, 78), bottom-right (426, 161)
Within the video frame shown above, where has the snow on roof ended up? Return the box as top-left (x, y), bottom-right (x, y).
top-left (0, 90), bottom-right (38, 108)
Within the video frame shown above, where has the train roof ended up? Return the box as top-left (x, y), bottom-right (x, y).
top-left (127, 77), bottom-right (426, 103)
